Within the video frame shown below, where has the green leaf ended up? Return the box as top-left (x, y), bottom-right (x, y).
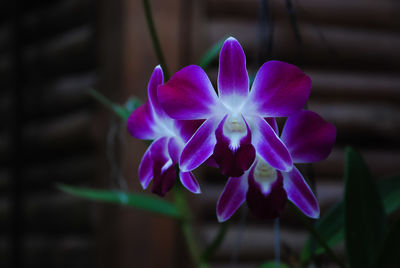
top-left (125, 97), bottom-right (142, 113)
top-left (88, 89), bottom-right (141, 122)
top-left (259, 261), bottom-right (290, 268)
top-left (57, 184), bottom-right (181, 219)
top-left (344, 147), bottom-right (387, 268)
top-left (300, 203), bottom-right (344, 263)
top-left (197, 37), bottom-right (227, 69)
top-left (373, 217), bottom-right (400, 268)
top-left (300, 174), bottom-right (400, 264)
top-left (378, 175), bottom-right (400, 214)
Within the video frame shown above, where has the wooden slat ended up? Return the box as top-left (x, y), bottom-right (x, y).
top-left (206, 0), bottom-right (400, 31)
top-left (23, 25), bottom-right (95, 81)
top-left (22, 110), bottom-right (95, 162)
top-left (310, 101), bottom-right (400, 145)
top-left (20, 0), bottom-right (93, 44)
top-left (23, 155), bottom-right (94, 190)
top-left (199, 224), bottom-right (344, 261)
top-left (0, 72), bottom-right (96, 122)
top-left (307, 70), bottom-right (400, 103)
top-left (207, 20), bottom-right (400, 70)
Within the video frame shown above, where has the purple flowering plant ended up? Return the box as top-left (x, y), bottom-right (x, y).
top-left (135, 37), bottom-right (335, 222)
top-left (58, 2), bottom-right (400, 267)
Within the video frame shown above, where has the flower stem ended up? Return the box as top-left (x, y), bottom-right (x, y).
top-left (173, 186), bottom-right (208, 268)
top-left (291, 205), bottom-right (347, 268)
top-left (142, 0), bottom-right (170, 80)
top-left (274, 218), bottom-right (280, 268)
top-left (201, 221), bottom-right (229, 262)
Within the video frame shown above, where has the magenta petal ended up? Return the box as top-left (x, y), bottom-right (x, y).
top-left (265, 117), bottom-right (279, 135)
top-left (180, 171), bottom-right (201, 194)
top-left (213, 116), bottom-right (255, 177)
top-left (218, 37), bottom-right (249, 101)
top-left (158, 65), bottom-right (219, 120)
top-left (246, 168), bottom-right (287, 219)
top-left (138, 143), bottom-right (154, 189)
top-left (151, 165), bottom-right (176, 197)
top-left (179, 116), bottom-right (220, 171)
top-left (168, 137), bottom-right (181, 163)
top-left (250, 60), bottom-right (311, 117)
top-left (127, 102), bottom-right (156, 140)
top-left (281, 110), bottom-right (336, 163)
top-left (149, 137), bottom-right (176, 196)
top-left (217, 175), bottom-right (248, 222)
top-left (253, 117), bottom-right (293, 171)
top-left (148, 65), bottom-right (166, 117)
top-left (174, 119), bottom-right (204, 143)
top-left (282, 167), bottom-right (319, 218)
top-left (204, 156), bottom-right (219, 168)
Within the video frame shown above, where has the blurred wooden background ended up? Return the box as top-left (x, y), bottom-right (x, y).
top-left (1, 0), bottom-right (399, 267)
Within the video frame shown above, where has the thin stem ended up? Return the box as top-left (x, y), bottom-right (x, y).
top-left (291, 205), bottom-right (347, 268)
top-left (142, 0), bottom-right (170, 79)
top-left (88, 88), bottom-right (116, 111)
top-left (173, 186), bottom-right (208, 268)
top-left (201, 221), bottom-right (229, 262)
top-left (274, 218), bottom-right (280, 268)
top-left (231, 206), bottom-right (248, 267)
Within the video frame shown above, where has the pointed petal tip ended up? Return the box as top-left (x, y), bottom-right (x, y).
top-left (217, 214), bottom-right (227, 223)
top-left (140, 181), bottom-right (149, 190)
top-left (311, 211), bottom-right (320, 219)
top-left (180, 171), bottom-right (202, 194)
top-left (226, 36), bottom-right (238, 42)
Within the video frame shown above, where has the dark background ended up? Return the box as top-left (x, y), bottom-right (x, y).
top-left (1, 0), bottom-right (400, 267)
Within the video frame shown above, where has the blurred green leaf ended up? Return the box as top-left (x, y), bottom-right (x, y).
top-left (125, 97), bottom-right (142, 113)
top-left (198, 37), bottom-right (227, 69)
top-left (344, 147), bottom-right (387, 267)
top-left (378, 175), bottom-right (400, 214)
top-left (373, 217), bottom-right (400, 268)
top-left (89, 89), bottom-right (141, 122)
top-left (57, 184), bottom-right (181, 219)
top-left (301, 173), bottom-right (399, 264)
top-left (259, 261), bottom-right (290, 268)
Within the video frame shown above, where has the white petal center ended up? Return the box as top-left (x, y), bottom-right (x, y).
top-left (223, 114), bottom-right (247, 150)
top-left (254, 157), bottom-right (277, 194)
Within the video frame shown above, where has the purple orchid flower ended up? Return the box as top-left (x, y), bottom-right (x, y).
top-left (158, 37), bottom-right (312, 178)
top-left (127, 66), bottom-right (203, 196)
top-left (216, 110), bottom-right (336, 221)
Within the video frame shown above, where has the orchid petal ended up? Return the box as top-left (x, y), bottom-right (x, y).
top-left (168, 137), bottom-right (181, 163)
top-left (127, 102), bottom-right (156, 140)
top-left (246, 166), bottom-right (287, 219)
top-left (158, 65), bottom-right (219, 119)
top-left (174, 119), bottom-right (204, 143)
top-left (180, 171), bottom-right (201, 194)
top-left (217, 175), bottom-right (248, 222)
top-left (180, 116), bottom-right (220, 171)
top-left (283, 166), bottom-right (320, 218)
top-left (152, 165), bottom-right (176, 197)
top-left (218, 37), bottom-right (249, 103)
top-left (149, 137), bottom-right (176, 196)
top-left (213, 116), bottom-right (255, 177)
top-left (253, 117), bottom-right (293, 171)
top-left (281, 110), bottom-right (336, 163)
top-left (265, 117), bottom-right (279, 135)
top-left (138, 141), bottom-right (154, 189)
top-left (147, 65), bottom-right (166, 118)
top-left (249, 60), bottom-right (311, 117)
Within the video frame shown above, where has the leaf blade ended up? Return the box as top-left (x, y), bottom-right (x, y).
top-left (57, 184), bottom-right (181, 219)
top-left (344, 147), bottom-right (387, 268)
top-left (300, 174), bottom-right (400, 264)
